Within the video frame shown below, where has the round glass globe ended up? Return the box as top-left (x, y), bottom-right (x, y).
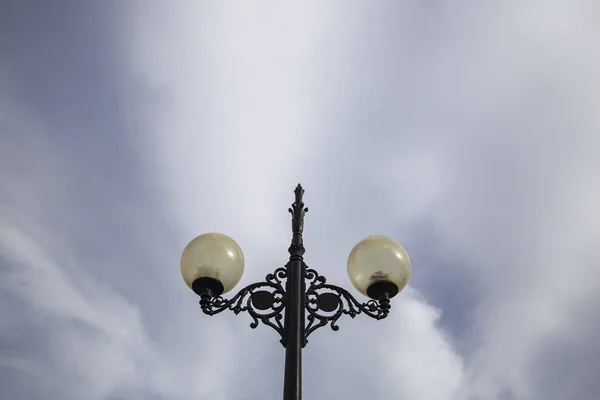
top-left (347, 235), bottom-right (411, 299)
top-left (180, 233), bottom-right (244, 295)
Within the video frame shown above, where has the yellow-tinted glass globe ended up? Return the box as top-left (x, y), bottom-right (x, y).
top-left (180, 233), bottom-right (244, 294)
top-left (347, 235), bottom-right (411, 298)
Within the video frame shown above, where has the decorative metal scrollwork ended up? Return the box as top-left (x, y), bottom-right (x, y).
top-left (199, 267), bottom-right (288, 346)
top-left (194, 185), bottom-right (400, 356)
top-left (304, 268), bottom-right (391, 345)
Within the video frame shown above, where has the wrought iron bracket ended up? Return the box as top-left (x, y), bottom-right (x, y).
top-left (198, 263), bottom-right (393, 348)
top-left (303, 267), bottom-right (391, 346)
top-left (199, 267), bottom-right (289, 347)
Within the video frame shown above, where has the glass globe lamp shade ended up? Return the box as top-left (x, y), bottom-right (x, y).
top-left (180, 233), bottom-right (244, 296)
top-left (347, 235), bottom-right (411, 299)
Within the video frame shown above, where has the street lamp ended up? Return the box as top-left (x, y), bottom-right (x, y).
top-left (180, 184), bottom-right (411, 400)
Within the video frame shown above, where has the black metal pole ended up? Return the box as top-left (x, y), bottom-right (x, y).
top-left (283, 184), bottom-right (307, 400)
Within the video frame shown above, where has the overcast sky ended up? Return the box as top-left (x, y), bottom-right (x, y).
top-left (1, 1), bottom-right (599, 400)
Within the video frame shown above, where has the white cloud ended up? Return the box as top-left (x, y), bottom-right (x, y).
top-left (125, 3), bottom-right (467, 400)
top-left (0, 221), bottom-right (150, 399)
top-left (0, 106), bottom-right (241, 400)
top-left (381, 291), bottom-right (466, 400)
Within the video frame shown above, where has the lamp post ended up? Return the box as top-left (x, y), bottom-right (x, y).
top-left (180, 184), bottom-right (411, 400)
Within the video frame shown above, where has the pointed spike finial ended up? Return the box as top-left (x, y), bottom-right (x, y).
top-left (288, 184), bottom-right (308, 258)
top-left (294, 184), bottom-right (304, 203)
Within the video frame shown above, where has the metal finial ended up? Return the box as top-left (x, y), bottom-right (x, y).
top-left (294, 184), bottom-right (304, 204)
top-left (289, 184), bottom-right (308, 223)
top-left (288, 184), bottom-right (308, 258)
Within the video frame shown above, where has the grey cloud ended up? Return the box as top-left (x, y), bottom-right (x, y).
top-left (2, 1), bottom-right (599, 400)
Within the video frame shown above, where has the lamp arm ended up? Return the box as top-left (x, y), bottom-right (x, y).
top-left (303, 268), bottom-right (391, 345)
top-left (199, 267), bottom-right (288, 346)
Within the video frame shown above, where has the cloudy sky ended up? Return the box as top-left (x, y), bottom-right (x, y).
top-left (1, 1), bottom-right (599, 399)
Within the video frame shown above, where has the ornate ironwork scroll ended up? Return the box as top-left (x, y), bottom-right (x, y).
top-left (304, 267), bottom-right (391, 345)
top-left (199, 267), bottom-right (288, 346)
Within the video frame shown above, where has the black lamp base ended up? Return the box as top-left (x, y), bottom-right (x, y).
top-left (192, 277), bottom-right (224, 297)
top-left (366, 280), bottom-right (399, 300)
